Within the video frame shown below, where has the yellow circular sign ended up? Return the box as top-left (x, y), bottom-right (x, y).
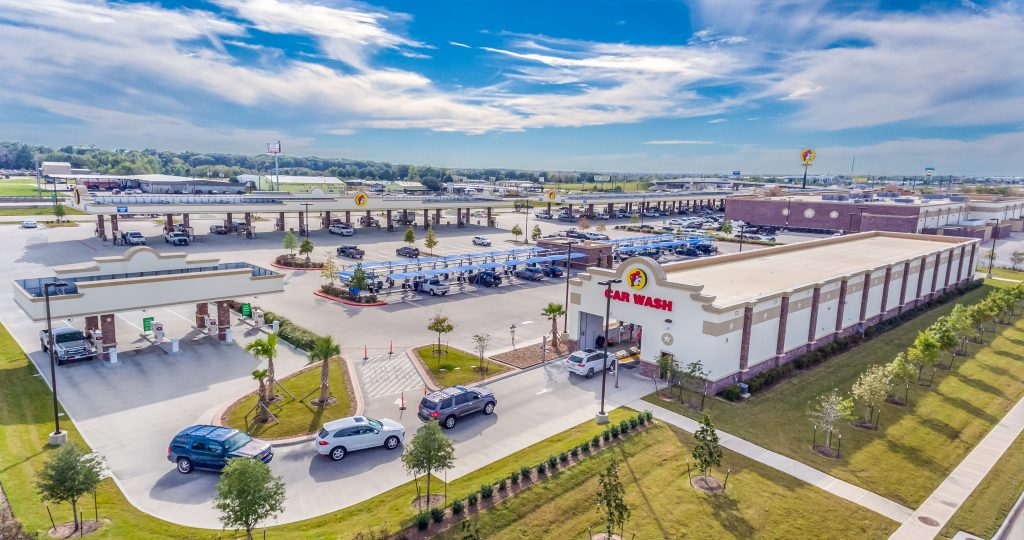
top-left (627, 268), bottom-right (647, 290)
top-left (801, 148), bottom-right (816, 165)
top-left (354, 192), bottom-right (368, 206)
top-left (546, 190), bottom-right (557, 201)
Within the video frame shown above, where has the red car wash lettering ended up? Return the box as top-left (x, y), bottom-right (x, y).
top-left (604, 289), bottom-right (673, 312)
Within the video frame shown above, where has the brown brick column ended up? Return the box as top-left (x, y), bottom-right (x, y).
top-left (226, 212), bottom-right (233, 231)
top-left (930, 253), bottom-right (941, 296)
top-left (366, 210), bottom-right (372, 226)
top-left (807, 286), bottom-right (822, 344)
top-left (424, 209), bottom-right (430, 229)
top-left (587, 203), bottom-right (594, 217)
top-left (298, 211), bottom-right (304, 232)
top-left (915, 256), bottom-right (927, 301)
top-left (880, 267), bottom-right (892, 315)
top-left (944, 250), bottom-right (954, 289)
top-left (84, 315), bottom-right (99, 333)
top-left (100, 314), bottom-right (116, 359)
top-left (775, 295), bottom-right (790, 361)
top-left (956, 245), bottom-right (966, 283)
top-left (739, 305), bottom-right (753, 372)
top-left (195, 302), bottom-right (209, 328)
top-left (386, 210), bottom-right (393, 229)
top-left (486, 207), bottom-right (493, 227)
top-left (607, 203), bottom-right (614, 215)
top-left (216, 301), bottom-right (230, 341)
top-left (898, 261), bottom-right (911, 313)
top-left (967, 243), bottom-right (977, 280)
top-left (109, 215), bottom-right (119, 237)
top-left (96, 215), bottom-right (106, 240)
top-left (859, 273), bottom-right (871, 322)
top-left (434, 209), bottom-right (441, 225)
top-left (165, 214), bottom-right (174, 232)
top-left (277, 212), bottom-right (285, 231)
top-left (245, 212), bottom-right (253, 238)
top-left (182, 213), bottom-right (190, 230)
top-left (345, 211), bottom-right (351, 225)
top-left (835, 280), bottom-right (849, 334)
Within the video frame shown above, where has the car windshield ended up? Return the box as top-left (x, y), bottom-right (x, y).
top-left (223, 432), bottom-right (252, 451)
top-left (55, 331), bottom-right (85, 343)
top-left (367, 418), bottom-right (383, 429)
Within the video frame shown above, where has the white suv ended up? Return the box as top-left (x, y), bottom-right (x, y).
top-left (564, 348), bottom-right (615, 378)
top-left (314, 416), bottom-right (405, 461)
top-left (329, 223), bottom-right (354, 236)
top-left (472, 236), bottom-right (491, 246)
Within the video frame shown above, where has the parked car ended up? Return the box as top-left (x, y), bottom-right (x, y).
top-left (695, 244), bottom-right (717, 255)
top-left (470, 270), bottom-right (502, 287)
top-left (514, 267), bottom-right (545, 281)
top-left (583, 232), bottom-right (609, 241)
top-left (541, 264), bottom-right (563, 278)
top-left (168, 425), bottom-right (273, 474)
top-left (329, 223), bottom-right (354, 236)
top-left (414, 278), bottom-right (450, 296)
top-left (314, 416), bottom-right (405, 461)
top-left (472, 236), bottom-right (492, 246)
top-left (564, 348), bottom-right (615, 378)
top-left (642, 210), bottom-right (661, 218)
top-left (336, 245), bottom-right (365, 259)
top-left (20, 219), bottom-right (38, 229)
top-left (121, 231), bottom-right (146, 245)
top-left (164, 231), bottom-right (190, 246)
top-left (534, 211), bottom-right (553, 219)
top-left (675, 247), bottom-right (701, 257)
top-left (557, 214), bottom-right (577, 222)
top-left (359, 216), bottom-right (380, 227)
top-left (396, 246), bottom-right (420, 258)
top-left (209, 224), bottom-right (228, 234)
top-left (39, 327), bottom-right (97, 365)
top-left (564, 229), bottom-right (587, 239)
top-left (592, 213), bottom-right (610, 220)
top-left (418, 386), bottom-right (496, 429)
top-left (667, 218), bottom-right (686, 227)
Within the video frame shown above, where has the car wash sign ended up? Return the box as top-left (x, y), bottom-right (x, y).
top-left (603, 268), bottom-right (673, 312)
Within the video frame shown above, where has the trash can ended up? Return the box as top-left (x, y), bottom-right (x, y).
top-left (737, 383), bottom-right (750, 396)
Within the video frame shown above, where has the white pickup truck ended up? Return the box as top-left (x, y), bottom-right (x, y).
top-left (121, 231), bottom-right (146, 245)
top-left (40, 327), bottom-right (98, 365)
top-left (414, 278), bottom-right (450, 296)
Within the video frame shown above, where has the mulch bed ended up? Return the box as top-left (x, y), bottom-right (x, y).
top-left (492, 341), bottom-right (571, 369)
top-left (48, 521), bottom-right (103, 539)
top-left (690, 475), bottom-right (724, 494)
top-left (813, 445), bottom-right (840, 459)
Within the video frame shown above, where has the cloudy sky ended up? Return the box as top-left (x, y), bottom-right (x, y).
top-left (1, 0), bottom-right (1022, 175)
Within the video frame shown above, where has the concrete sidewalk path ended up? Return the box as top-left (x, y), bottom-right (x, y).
top-left (639, 402), bottom-right (914, 523)
top-left (889, 396), bottom-right (1024, 539)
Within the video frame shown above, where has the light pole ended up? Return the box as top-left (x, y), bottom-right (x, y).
top-left (562, 240), bottom-right (579, 332)
top-left (524, 198), bottom-right (531, 245)
top-left (43, 280), bottom-right (69, 446)
top-left (987, 227), bottom-right (998, 279)
top-left (596, 278), bottom-right (621, 424)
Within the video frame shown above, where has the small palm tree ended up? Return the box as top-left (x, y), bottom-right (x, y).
top-left (541, 303), bottom-right (566, 351)
top-left (245, 334), bottom-right (279, 402)
top-left (309, 336), bottom-right (341, 406)
top-left (252, 369), bottom-right (270, 423)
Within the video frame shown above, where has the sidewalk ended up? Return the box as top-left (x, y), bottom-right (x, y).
top-left (889, 396), bottom-right (1024, 539)
top-left (639, 402), bottom-right (914, 523)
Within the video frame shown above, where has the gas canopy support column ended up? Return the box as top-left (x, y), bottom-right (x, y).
top-left (386, 210), bottom-right (393, 230)
top-left (434, 209), bottom-right (441, 225)
top-left (225, 212), bottom-right (233, 231)
top-left (486, 207), bottom-right (492, 227)
top-left (100, 314), bottom-right (116, 360)
top-left (165, 214), bottom-right (174, 232)
top-left (216, 301), bottom-right (230, 341)
top-left (277, 212), bottom-right (285, 231)
top-left (607, 203), bottom-right (614, 215)
top-left (587, 203), bottom-right (594, 217)
top-left (298, 212), bottom-right (305, 233)
top-left (345, 211), bottom-right (351, 226)
top-left (96, 215), bottom-right (106, 241)
top-left (245, 212), bottom-right (253, 239)
top-left (423, 209), bottom-right (429, 229)
top-left (323, 211), bottom-right (332, 229)
top-left (84, 315), bottom-right (99, 334)
top-left (738, 305), bottom-right (754, 373)
top-left (182, 213), bottom-right (190, 230)
top-left (110, 215), bottom-right (119, 237)
top-left (195, 302), bottom-right (209, 329)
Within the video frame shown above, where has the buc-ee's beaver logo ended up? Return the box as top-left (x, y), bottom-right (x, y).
top-left (354, 192), bottom-right (368, 206)
top-left (627, 268), bottom-right (647, 290)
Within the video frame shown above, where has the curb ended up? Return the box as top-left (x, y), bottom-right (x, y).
top-left (407, 347), bottom-right (439, 391)
top-left (342, 354), bottom-right (365, 417)
top-left (313, 290), bottom-right (387, 307)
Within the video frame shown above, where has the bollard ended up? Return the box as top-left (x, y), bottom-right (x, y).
top-left (170, 338), bottom-right (180, 354)
top-left (389, 340), bottom-right (393, 355)
top-left (363, 345), bottom-right (368, 361)
top-left (399, 392), bottom-right (406, 410)
top-left (108, 347), bottom-right (118, 365)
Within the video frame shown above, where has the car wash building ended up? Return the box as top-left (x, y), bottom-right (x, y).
top-left (567, 231), bottom-right (979, 393)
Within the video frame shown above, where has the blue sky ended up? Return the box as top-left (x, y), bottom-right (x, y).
top-left (1, 0), bottom-right (1022, 175)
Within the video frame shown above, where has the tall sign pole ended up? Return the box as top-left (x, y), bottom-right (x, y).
top-left (267, 141), bottom-right (282, 191)
top-left (925, 167), bottom-right (935, 191)
top-left (800, 148), bottom-right (816, 189)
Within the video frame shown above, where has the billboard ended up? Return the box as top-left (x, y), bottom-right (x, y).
top-left (266, 141), bottom-right (282, 154)
top-left (594, 174), bottom-right (611, 182)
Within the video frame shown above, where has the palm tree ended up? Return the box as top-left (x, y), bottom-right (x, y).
top-left (309, 336), bottom-right (341, 406)
top-left (251, 369), bottom-right (270, 423)
top-left (541, 303), bottom-right (566, 352)
top-left (245, 334), bottom-right (279, 402)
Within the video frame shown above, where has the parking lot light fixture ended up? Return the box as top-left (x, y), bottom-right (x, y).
top-left (597, 278), bottom-right (621, 424)
top-left (44, 280), bottom-right (70, 445)
top-left (562, 240), bottom-right (579, 332)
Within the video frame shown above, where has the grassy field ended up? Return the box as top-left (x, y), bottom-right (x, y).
top-left (437, 421), bottom-right (897, 540)
top-left (980, 266), bottom-right (1024, 281)
top-left (0, 183), bottom-right (70, 197)
top-left (643, 282), bottom-right (1024, 508)
top-left (414, 344), bottom-right (509, 387)
top-left (223, 359), bottom-right (352, 438)
top-left (0, 206), bottom-right (86, 216)
top-left (939, 431), bottom-right (1024, 539)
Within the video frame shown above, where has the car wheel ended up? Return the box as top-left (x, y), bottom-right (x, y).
top-left (483, 402), bottom-right (495, 415)
top-left (329, 446), bottom-right (347, 461)
top-left (586, 368), bottom-right (595, 378)
top-left (384, 436), bottom-right (400, 450)
top-left (444, 416), bottom-right (456, 429)
top-left (176, 457), bottom-right (193, 474)
top-left (429, 290), bottom-right (436, 296)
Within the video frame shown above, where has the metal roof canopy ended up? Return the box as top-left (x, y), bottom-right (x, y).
top-left (12, 247), bottom-right (284, 321)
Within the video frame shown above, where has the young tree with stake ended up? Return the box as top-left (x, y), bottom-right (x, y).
top-left (531, 224), bottom-right (542, 242)
top-left (595, 458), bottom-right (630, 539)
top-left (909, 330), bottom-right (940, 385)
top-left (680, 359), bottom-right (709, 410)
top-left (404, 225), bottom-right (416, 245)
top-left (282, 230), bottom-right (298, 256)
top-left (213, 458), bottom-right (286, 540)
top-left (401, 421), bottom-right (455, 510)
top-left (947, 304), bottom-right (976, 357)
top-left (320, 252), bottom-right (338, 288)
top-left (424, 225), bottom-right (438, 255)
top-left (851, 365), bottom-right (889, 428)
top-left (691, 414), bottom-right (722, 481)
top-left (885, 353), bottom-right (917, 405)
top-left (35, 444), bottom-right (105, 533)
top-left (245, 334), bottom-right (280, 402)
top-left (250, 368), bottom-right (270, 423)
top-left (511, 224), bottom-right (523, 241)
top-left (807, 389), bottom-right (854, 450)
top-left (472, 333), bottom-right (491, 376)
top-left (299, 237), bottom-right (314, 264)
top-left (427, 313), bottom-right (454, 361)
top-left (929, 316), bottom-right (960, 369)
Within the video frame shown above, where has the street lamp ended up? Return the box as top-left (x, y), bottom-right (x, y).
top-left (524, 198), bottom-right (531, 245)
top-left (562, 240), bottom-right (579, 332)
top-left (596, 278), bottom-right (622, 424)
top-left (43, 280), bottom-right (69, 446)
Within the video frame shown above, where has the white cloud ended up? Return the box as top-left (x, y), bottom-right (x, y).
top-left (643, 140), bottom-right (715, 145)
top-left (707, 118), bottom-right (727, 123)
top-left (448, 41), bottom-right (472, 48)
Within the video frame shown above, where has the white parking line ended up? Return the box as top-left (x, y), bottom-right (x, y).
top-left (358, 353), bottom-right (424, 399)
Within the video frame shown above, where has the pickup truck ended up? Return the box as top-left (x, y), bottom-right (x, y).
top-left (39, 327), bottom-right (98, 365)
top-left (121, 231), bottom-right (146, 245)
top-left (164, 231), bottom-right (190, 246)
top-left (414, 278), bottom-right (450, 296)
top-left (336, 245), bottom-right (365, 259)
top-left (329, 223), bottom-right (354, 236)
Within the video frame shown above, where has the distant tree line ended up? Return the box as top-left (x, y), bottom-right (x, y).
top-left (0, 141), bottom-right (672, 190)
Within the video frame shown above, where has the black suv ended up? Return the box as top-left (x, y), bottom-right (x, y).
top-left (418, 386), bottom-right (497, 429)
top-left (337, 245), bottom-right (365, 259)
top-left (396, 246), bottom-right (420, 258)
top-left (470, 270), bottom-right (502, 287)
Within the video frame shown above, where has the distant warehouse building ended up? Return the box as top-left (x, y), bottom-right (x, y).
top-left (238, 174), bottom-right (346, 192)
top-left (567, 232), bottom-right (979, 394)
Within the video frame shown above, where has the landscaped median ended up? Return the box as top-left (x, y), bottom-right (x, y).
top-left (411, 344), bottom-right (510, 388)
top-left (643, 280), bottom-right (1024, 509)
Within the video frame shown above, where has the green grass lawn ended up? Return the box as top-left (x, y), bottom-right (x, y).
top-left (414, 344), bottom-right (509, 387)
top-left (643, 282), bottom-right (1024, 507)
top-left (939, 431), bottom-right (1024, 539)
top-left (979, 266), bottom-right (1024, 281)
top-left (0, 183), bottom-right (70, 197)
top-left (0, 206), bottom-right (86, 216)
top-left (437, 421), bottom-right (897, 540)
top-left (223, 359), bottom-right (352, 438)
